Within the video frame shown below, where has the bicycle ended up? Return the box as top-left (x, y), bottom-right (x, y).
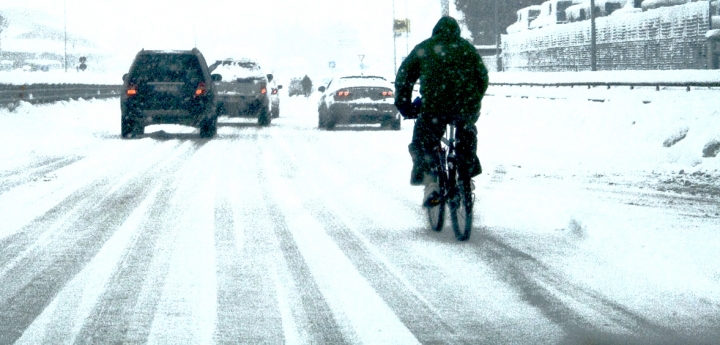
top-left (425, 123), bottom-right (474, 241)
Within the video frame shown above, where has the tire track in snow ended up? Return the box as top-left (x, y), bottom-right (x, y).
top-left (269, 131), bottom-right (474, 343)
top-left (0, 140), bottom-right (202, 344)
top-left (0, 138), bottom-right (189, 242)
top-left (0, 155), bottom-right (82, 193)
top-left (212, 137), bottom-right (285, 343)
top-left (253, 129), bottom-right (351, 344)
top-left (260, 134), bottom-right (419, 344)
top-left (14, 183), bottom-right (164, 344)
top-left (474, 231), bottom-right (686, 344)
top-left (0, 140), bottom-right (192, 276)
top-left (144, 142), bottom-right (220, 344)
top-left (69, 174), bottom-right (190, 344)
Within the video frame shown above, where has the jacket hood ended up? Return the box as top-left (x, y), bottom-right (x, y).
top-left (432, 16), bottom-right (461, 38)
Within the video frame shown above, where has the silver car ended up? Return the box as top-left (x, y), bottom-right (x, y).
top-left (317, 75), bottom-right (400, 130)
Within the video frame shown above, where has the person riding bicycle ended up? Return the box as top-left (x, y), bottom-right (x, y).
top-left (394, 16), bottom-right (489, 206)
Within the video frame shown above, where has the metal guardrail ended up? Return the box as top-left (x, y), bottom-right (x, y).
top-left (487, 81), bottom-right (720, 103)
top-left (490, 81), bottom-right (720, 90)
top-left (0, 84), bottom-right (123, 108)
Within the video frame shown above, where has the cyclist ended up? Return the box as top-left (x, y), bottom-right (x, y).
top-left (394, 16), bottom-right (489, 206)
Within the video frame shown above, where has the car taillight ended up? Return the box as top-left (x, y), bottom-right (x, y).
top-left (382, 91), bottom-right (393, 97)
top-left (271, 88), bottom-right (278, 95)
top-left (336, 90), bottom-right (350, 97)
top-left (261, 87), bottom-right (267, 94)
top-left (126, 85), bottom-right (137, 96)
top-left (195, 82), bottom-right (207, 97)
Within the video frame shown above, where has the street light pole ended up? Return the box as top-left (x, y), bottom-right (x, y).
top-left (393, 0), bottom-right (397, 75)
top-left (495, 0), bottom-right (500, 72)
top-left (64, 0), bottom-right (67, 72)
top-left (590, 0), bottom-right (597, 71)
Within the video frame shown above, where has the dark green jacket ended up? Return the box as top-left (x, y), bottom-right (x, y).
top-left (395, 16), bottom-right (489, 117)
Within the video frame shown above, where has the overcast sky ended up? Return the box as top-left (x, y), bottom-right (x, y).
top-left (2, 0), bottom-right (446, 78)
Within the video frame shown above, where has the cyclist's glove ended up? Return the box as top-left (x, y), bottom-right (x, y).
top-left (398, 97), bottom-right (422, 119)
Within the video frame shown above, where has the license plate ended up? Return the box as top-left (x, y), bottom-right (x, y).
top-left (153, 84), bottom-right (179, 92)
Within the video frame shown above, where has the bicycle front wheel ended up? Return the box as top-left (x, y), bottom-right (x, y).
top-left (450, 178), bottom-right (473, 241)
top-left (426, 149), bottom-right (447, 232)
top-left (426, 196), bottom-right (445, 232)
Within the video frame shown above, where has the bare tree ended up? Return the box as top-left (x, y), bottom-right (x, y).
top-left (0, 14), bottom-right (7, 53)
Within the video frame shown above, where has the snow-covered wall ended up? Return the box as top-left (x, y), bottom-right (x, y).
top-left (502, 1), bottom-right (711, 71)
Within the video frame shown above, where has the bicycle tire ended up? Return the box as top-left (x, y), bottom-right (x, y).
top-left (426, 148), bottom-right (446, 232)
top-left (450, 173), bottom-right (473, 241)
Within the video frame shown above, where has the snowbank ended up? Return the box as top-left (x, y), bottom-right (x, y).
top-left (480, 77), bottom-right (720, 176)
top-left (0, 69), bottom-right (122, 85)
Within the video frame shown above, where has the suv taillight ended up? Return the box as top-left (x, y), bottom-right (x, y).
top-left (195, 82), bottom-right (207, 97)
top-left (127, 84), bottom-right (137, 96)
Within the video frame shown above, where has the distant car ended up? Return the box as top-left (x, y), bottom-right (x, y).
top-left (209, 58), bottom-right (273, 126)
top-left (120, 48), bottom-right (219, 138)
top-left (317, 75), bottom-right (400, 130)
top-left (269, 80), bottom-right (282, 118)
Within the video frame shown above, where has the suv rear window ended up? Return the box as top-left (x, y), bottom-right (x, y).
top-left (130, 54), bottom-right (203, 83)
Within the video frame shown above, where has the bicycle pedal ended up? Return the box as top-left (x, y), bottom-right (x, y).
top-left (423, 192), bottom-right (442, 207)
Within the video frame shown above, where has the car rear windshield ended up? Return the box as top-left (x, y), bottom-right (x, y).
top-left (130, 54), bottom-right (204, 83)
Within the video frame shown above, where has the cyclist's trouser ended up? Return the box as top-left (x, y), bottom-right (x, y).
top-left (408, 113), bottom-right (481, 185)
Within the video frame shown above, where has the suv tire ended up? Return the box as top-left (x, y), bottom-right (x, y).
top-left (258, 106), bottom-right (271, 126)
top-left (121, 117), bottom-right (144, 138)
top-left (199, 116), bottom-right (217, 138)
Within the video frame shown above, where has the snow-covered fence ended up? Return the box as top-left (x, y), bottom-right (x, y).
top-left (502, 1), bottom-right (711, 71)
top-left (0, 83), bottom-right (122, 108)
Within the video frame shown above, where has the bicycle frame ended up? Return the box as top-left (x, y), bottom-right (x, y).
top-left (427, 123), bottom-right (473, 240)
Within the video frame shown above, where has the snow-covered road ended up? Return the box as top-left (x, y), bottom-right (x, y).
top-left (0, 90), bottom-right (719, 344)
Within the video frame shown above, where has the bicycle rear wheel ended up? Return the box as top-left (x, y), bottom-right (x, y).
top-left (450, 177), bottom-right (473, 241)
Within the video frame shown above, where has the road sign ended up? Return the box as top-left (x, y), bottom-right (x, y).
top-left (393, 19), bottom-right (410, 37)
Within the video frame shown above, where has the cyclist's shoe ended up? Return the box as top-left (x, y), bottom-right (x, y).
top-left (423, 182), bottom-right (442, 207)
top-left (410, 165), bottom-right (424, 186)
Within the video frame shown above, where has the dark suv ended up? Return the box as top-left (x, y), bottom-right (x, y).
top-left (121, 48), bottom-right (220, 138)
top-left (209, 58), bottom-right (273, 126)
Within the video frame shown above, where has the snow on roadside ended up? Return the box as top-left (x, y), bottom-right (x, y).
top-left (0, 69), bottom-right (123, 85)
top-left (0, 98), bottom-right (118, 171)
top-left (480, 80), bottom-right (720, 178)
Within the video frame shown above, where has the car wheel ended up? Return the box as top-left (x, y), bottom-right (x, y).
top-left (318, 106), bottom-right (327, 129)
top-left (258, 106), bottom-right (271, 126)
top-left (390, 117), bottom-right (401, 131)
top-left (121, 117), bottom-right (133, 138)
top-left (325, 112), bottom-right (336, 129)
top-left (199, 116), bottom-right (217, 138)
top-left (122, 116), bottom-right (143, 138)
